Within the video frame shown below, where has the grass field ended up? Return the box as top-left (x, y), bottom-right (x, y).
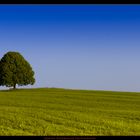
top-left (0, 88), bottom-right (140, 135)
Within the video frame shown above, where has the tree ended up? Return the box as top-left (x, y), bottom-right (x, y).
top-left (0, 51), bottom-right (35, 89)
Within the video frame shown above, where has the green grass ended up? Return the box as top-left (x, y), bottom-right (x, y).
top-left (0, 88), bottom-right (140, 135)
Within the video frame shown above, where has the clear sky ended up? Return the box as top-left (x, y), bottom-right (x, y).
top-left (0, 5), bottom-right (140, 91)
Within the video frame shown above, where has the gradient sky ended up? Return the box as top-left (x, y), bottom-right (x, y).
top-left (0, 5), bottom-right (140, 91)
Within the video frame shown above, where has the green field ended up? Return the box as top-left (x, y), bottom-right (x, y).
top-left (0, 88), bottom-right (140, 135)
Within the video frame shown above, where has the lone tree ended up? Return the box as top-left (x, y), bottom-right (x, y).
top-left (0, 51), bottom-right (35, 89)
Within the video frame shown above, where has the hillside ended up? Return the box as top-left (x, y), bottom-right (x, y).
top-left (0, 88), bottom-right (140, 135)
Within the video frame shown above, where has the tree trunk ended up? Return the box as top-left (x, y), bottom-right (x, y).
top-left (13, 84), bottom-right (16, 89)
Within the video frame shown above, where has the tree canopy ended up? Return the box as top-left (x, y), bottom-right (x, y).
top-left (0, 51), bottom-right (35, 89)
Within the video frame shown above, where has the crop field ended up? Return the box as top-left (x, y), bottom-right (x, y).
top-left (0, 88), bottom-right (140, 135)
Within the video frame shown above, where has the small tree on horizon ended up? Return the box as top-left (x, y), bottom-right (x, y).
top-left (0, 51), bottom-right (35, 89)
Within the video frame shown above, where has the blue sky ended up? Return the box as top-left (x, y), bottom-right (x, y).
top-left (0, 5), bottom-right (140, 91)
